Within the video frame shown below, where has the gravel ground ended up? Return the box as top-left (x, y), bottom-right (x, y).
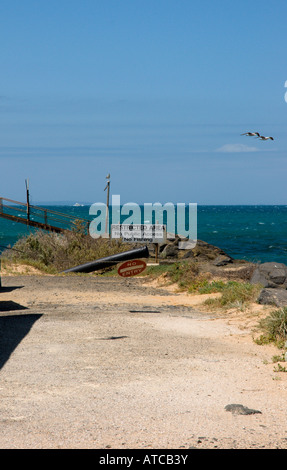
top-left (0, 273), bottom-right (287, 449)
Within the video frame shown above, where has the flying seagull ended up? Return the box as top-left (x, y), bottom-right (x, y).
top-left (256, 135), bottom-right (274, 141)
top-left (241, 132), bottom-right (260, 137)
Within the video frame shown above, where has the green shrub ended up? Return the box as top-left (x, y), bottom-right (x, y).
top-left (256, 307), bottom-right (287, 347)
top-left (2, 224), bottom-right (131, 272)
top-left (167, 260), bottom-right (200, 290)
top-left (198, 280), bottom-right (227, 294)
top-left (273, 363), bottom-right (287, 372)
top-left (203, 281), bottom-right (261, 310)
top-left (141, 261), bottom-right (261, 312)
top-left (144, 263), bottom-right (175, 277)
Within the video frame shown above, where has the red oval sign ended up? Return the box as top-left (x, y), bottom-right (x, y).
top-left (117, 259), bottom-right (147, 277)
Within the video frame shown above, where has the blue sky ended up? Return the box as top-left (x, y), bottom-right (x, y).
top-left (1, 0), bottom-right (287, 205)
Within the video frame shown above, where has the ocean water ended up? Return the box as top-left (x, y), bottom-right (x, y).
top-left (0, 205), bottom-right (287, 264)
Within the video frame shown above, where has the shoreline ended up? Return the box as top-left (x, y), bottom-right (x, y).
top-left (2, 204), bottom-right (287, 264)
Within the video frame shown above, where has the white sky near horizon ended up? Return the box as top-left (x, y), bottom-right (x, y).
top-left (1, 0), bottom-right (287, 205)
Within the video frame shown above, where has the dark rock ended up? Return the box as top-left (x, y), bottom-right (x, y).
top-left (250, 262), bottom-right (287, 288)
top-left (257, 288), bottom-right (287, 307)
top-left (213, 255), bottom-right (233, 266)
top-left (160, 238), bottom-right (233, 262)
top-left (225, 404), bottom-right (262, 415)
top-left (161, 244), bottom-right (179, 258)
top-left (182, 250), bottom-right (195, 259)
top-left (190, 240), bottom-right (233, 262)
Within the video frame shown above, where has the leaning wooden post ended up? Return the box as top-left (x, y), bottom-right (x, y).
top-left (104, 173), bottom-right (110, 237)
top-left (25, 179), bottom-right (30, 222)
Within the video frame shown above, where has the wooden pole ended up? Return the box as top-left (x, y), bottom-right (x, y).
top-left (155, 243), bottom-right (159, 263)
top-left (104, 174), bottom-right (110, 236)
top-left (155, 220), bottom-right (159, 263)
top-left (25, 179), bottom-right (30, 222)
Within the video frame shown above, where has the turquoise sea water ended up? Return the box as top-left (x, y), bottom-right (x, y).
top-left (1, 205), bottom-right (287, 264)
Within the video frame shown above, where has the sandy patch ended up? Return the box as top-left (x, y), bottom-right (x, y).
top-left (0, 262), bottom-right (43, 276)
top-left (0, 271), bottom-right (286, 449)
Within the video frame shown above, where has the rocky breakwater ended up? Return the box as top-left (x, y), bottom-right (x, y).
top-left (148, 236), bottom-right (255, 281)
top-left (155, 237), bottom-right (287, 307)
top-left (159, 237), bottom-right (234, 266)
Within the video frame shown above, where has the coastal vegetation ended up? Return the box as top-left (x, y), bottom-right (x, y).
top-left (254, 307), bottom-right (287, 349)
top-left (2, 228), bottom-right (261, 312)
top-left (2, 227), bottom-right (287, 361)
top-left (1, 222), bottom-right (130, 273)
top-left (146, 261), bottom-right (287, 355)
top-left (202, 281), bottom-right (261, 310)
top-left (145, 260), bottom-right (261, 310)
